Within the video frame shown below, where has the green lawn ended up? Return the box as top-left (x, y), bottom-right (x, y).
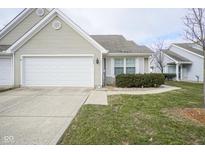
top-left (59, 81), bottom-right (205, 145)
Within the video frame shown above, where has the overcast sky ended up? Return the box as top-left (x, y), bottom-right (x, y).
top-left (0, 8), bottom-right (188, 47)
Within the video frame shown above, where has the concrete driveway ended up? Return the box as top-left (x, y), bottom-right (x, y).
top-left (0, 87), bottom-right (91, 145)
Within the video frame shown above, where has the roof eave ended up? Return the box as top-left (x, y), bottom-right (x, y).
top-left (0, 52), bottom-right (13, 56)
top-left (167, 61), bottom-right (192, 65)
top-left (172, 44), bottom-right (203, 58)
top-left (106, 52), bottom-right (153, 56)
top-left (178, 61), bottom-right (192, 64)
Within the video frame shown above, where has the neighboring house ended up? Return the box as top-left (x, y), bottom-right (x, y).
top-left (150, 43), bottom-right (203, 82)
top-left (0, 8), bottom-right (153, 88)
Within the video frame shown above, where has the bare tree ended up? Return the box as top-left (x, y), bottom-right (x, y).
top-left (152, 40), bottom-right (166, 73)
top-left (184, 8), bottom-right (205, 105)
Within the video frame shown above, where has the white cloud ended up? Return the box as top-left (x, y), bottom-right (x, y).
top-left (62, 8), bottom-right (188, 46)
top-left (0, 8), bottom-right (188, 46)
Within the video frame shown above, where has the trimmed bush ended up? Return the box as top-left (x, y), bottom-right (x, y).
top-left (116, 73), bottom-right (165, 88)
top-left (163, 73), bottom-right (176, 80)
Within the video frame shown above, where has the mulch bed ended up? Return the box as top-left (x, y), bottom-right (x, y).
top-left (180, 108), bottom-right (205, 124)
top-left (163, 108), bottom-right (205, 125)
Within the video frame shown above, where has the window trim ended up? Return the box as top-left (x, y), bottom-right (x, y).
top-left (125, 57), bottom-right (135, 74)
top-left (114, 58), bottom-right (124, 76)
top-left (126, 67), bottom-right (136, 74)
top-left (114, 57), bottom-right (136, 76)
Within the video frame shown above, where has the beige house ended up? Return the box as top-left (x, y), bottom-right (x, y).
top-left (0, 8), bottom-right (153, 88)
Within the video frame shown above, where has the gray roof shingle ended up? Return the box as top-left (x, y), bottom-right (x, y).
top-left (174, 43), bottom-right (203, 57)
top-left (0, 45), bottom-right (11, 52)
top-left (0, 35), bottom-right (153, 54)
top-left (90, 35), bottom-right (153, 54)
top-left (163, 49), bottom-right (192, 63)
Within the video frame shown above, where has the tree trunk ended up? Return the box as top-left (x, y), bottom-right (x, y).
top-left (203, 48), bottom-right (205, 106)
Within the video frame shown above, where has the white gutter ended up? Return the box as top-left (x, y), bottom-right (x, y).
top-left (163, 53), bottom-right (179, 64)
top-left (107, 53), bottom-right (153, 56)
top-left (164, 53), bottom-right (192, 64)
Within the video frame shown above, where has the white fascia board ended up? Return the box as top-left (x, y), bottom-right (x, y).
top-left (107, 53), bottom-right (152, 56)
top-left (163, 53), bottom-right (178, 64)
top-left (172, 44), bottom-right (204, 58)
top-left (7, 8), bottom-right (108, 54)
top-left (46, 8), bottom-right (53, 11)
top-left (164, 53), bottom-right (192, 64)
top-left (55, 9), bottom-right (108, 54)
top-left (0, 8), bottom-right (34, 40)
top-left (20, 54), bottom-right (94, 58)
top-left (179, 61), bottom-right (192, 64)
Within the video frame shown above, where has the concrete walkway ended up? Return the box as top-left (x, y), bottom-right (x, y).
top-left (85, 85), bottom-right (180, 106)
top-left (106, 85), bottom-right (180, 95)
top-left (85, 91), bottom-right (108, 105)
top-left (0, 87), bottom-right (90, 145)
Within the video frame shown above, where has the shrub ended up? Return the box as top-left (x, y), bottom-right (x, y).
top-left (163, 73), bottom-right (176, 80)
top-left (116, 73), bottom-right (165, 88)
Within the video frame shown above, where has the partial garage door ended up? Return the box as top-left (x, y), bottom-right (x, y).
top-left (22, 56), bottom-right (94, 87)
top-left (0, 57), bottom-right (12, 85)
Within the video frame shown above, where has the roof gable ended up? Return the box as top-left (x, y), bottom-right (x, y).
top-left (6, 9), bottom-right (107, 54)
top-left (172, 43), bottom-right (203, 58)
top-left (0, 8), bottom-right (51, 46)
top-left (163, 49), bottom-right (192, 64)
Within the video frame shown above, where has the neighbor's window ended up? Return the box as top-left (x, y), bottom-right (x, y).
top-left (114, 58), bottom-right (124, 76)
top-left (126, 58), bottom-right (135, 74)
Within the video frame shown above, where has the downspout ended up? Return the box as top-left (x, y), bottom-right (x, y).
top-left (101, 50), bottom-right (109, 88)
top-left (176, 62), bottom-right (179, 81)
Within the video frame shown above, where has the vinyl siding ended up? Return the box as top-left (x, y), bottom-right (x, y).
top-left (170, 45), bottom-right (203, 81)
top-left (14, 16), bottom-right (102, 87)
top-left (138, 57), bottom-right (144, 73)
top-left (105, 56), bottom-right (149, 79)
top-left (144, 58), bottom-right (149, 73)
top-left (0, 9), bottom-right (49, 45)
top-left (104, 56), bottom-right (150, 84)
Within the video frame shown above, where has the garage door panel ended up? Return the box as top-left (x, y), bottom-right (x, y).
top-left (22, 57), bottom-right (94, 87)
top-left (0, 58), bottom-right (12, 85)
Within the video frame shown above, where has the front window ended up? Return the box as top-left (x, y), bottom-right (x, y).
top-left (114, 58), bottom-right (124, 76)
top-left (126, 58), bottom-right (135, 74)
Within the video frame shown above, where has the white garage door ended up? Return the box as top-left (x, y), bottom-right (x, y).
top-left (0, 58), bottom-right (12, 85)
top-left (22, 56), bottom-right (94, 87)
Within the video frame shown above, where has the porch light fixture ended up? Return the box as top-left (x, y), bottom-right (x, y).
top-left (96, 58), bottom-right (99, 64)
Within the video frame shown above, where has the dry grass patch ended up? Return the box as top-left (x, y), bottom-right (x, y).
top-left (181, 108), bottom-right (205, 124)
top-left (163, 108), bottom-right (205, 125)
